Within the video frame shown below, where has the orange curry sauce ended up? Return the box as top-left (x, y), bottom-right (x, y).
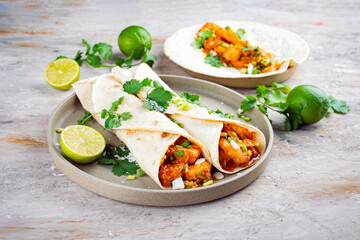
top-left (159, 137), bottom-right (211, 188)
top-left (197, 22), bottom-right (284, 73)
top-left (218, 124), bottom-right (261, 171)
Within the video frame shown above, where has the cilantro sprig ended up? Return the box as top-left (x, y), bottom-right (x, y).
top-left (76, 97), bottom-right (132, 129)
top-left (98, 144), bottom-right (139, 177)
top-left (239, 82), bottom-right (350, 131)
top-left (56, 39), bottom-right (156, 69)
top-left (123, 78), bottom-right (173, 113)
top-left (205, 54), bottom-right (223, 67)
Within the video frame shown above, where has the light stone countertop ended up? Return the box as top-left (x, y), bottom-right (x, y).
top-left (0, 0), bottom-right (359, 239)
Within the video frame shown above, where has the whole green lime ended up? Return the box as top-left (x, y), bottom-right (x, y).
top-left (118, 26), bottom-right (152, 59)
top-left (286, 85), bottom-right (330, 124)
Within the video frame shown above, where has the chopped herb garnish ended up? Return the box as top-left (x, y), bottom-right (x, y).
top-left (236, 28), bottom-right (246, 39)
top-left (241, 144), bottom-right (247, 152)
top-left (127, 175), bottom-right (136, 180)
top-left (170, 118), bottom-right (184, 128)
top-left (203, 179), bottom-right (214, 186)
top-left (182, 139), bottom-right (191, 148)
top-left (242, 47), bottom-right (259, 51)
top-left (191, 29), bottom-right (215, 48)
top-left (138, 169), bottom-right (144, 177)
top-left (176, 150), bottom-right (184, 157)
top-left (176, 145), bottom-right (183, 149)
top-left (181, 92), bottom-right (207, 108)
top-left (225, 26), bottom-right (231, 30)
top-left (169, 155), bottom-right (174, 161)
top-left (226, 137), bottom-right (234, 143)
top-left (205, 54), bottom-right (223, 67)
top-left (231, 132), bottom-right (237, 136)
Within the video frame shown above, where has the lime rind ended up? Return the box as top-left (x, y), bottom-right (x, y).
top-left (60, 125), bottom-right (105, 164)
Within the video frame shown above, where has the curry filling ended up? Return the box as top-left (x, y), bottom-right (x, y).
top-left (197, 22), bottom-right (285, 73)
top-left (218, 124), bottom-right (261, 171)
top-left (159, 137), bottom-right (211, 188)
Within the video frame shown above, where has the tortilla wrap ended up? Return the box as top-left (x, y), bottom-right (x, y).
top-left (72, 74), bottom-right (211, 189)
top-left (163, 20), bottom-right (309, 78)
top-left (112, 63), bottom-right (266, 174)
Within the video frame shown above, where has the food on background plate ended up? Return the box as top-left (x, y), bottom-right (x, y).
top-left (164, 20), bottom-right (309, 79)
top-left (72, 73), bottom-right (213, 189)
top-left (192, 22), bottom-right (285, 74)
top-left (112, 63), bottom-right (266, 174)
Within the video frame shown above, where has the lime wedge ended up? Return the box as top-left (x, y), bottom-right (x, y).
top-left (45, 58), bottom-right (80, 90)
top-left (60, 125), bottom-right (105, 164)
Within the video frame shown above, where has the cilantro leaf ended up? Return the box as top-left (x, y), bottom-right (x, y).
top-left (86, 54), bottom-right (103, 67)
top-left (271, 82), bottom-right (290, 95)
top-left (213, 109), bottom-right (235, 119)
top-left (74, 50), bottom-right (83, 66)
top-left (114, 144), bottom-right (130, 157)
top-left (236, 28), bottom-right (246, 39)
top-left (112, 159), bottom-right (138, 176)
top-left (191, 29), bottom-right (215, 48)
top-left (119, 112), bottom-right (132, 121)
top-left (98, 158), bottom-right (118, 165)
top-left (141, 78), bottom-right (153, 87)
top-left (145, 87), bottom-right (173, 112)
top-left (256, 85), bottom-right (269, 98)
top-left (124, 51), bottom-right (134, 67)
top-left (241, 95), bottom-right (257, 111)
top-left (205, 54), bottom-right (223, 67)
top-left (101, 109), bottom-right (108, 119)
top-left (328, 96), bottom-right (350, 114)
top-left (93, 42), bottom-right (113, 60)
top-left (77, 110), bottom-right (92, 125)
top-left (104, 114), bottom-right (121, 129)
top-left (141, 49), bottom-right (157, 68)
top-left (123, 79), bottom-right (142, 94)
top-left (115, 57), bottom-right (125, 67)
top-left (82, 39), bottom-right (91, 55)
top-left (265, 90), bottom-right (287, 107)
top-left (181, 92), bottom-right (199, 101)
top-left (109, 97), bottom-right (124, 111)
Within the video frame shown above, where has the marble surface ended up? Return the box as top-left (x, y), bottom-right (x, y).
top-left (0, 0), bottom-right (359, 239)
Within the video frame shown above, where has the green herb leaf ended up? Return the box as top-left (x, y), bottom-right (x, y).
top-left (328, 96), bottom-right (350, 114)
top-left (115, 57), bottom-right (125, 67)
top-left (112, 159), bottom-right (138, 176)
top-left (119, 112), bottom-right (132, 121)
top-left (181, 92), bottom-right (207, 108)
top-left (93, 42), bottom-right (113, 60)
top-left (124, 51), bottom-right (134, 67)
top-left (141, 78), bottom-right (153, 87)
top-left (271, 82), bottom-right (291, 95)
top-left (74, 50), bottom-right (83, 66)
top-left (77, 110), bottom-right (92, 125)
top-left (241, 95), bottom-right (257, 111)
top-left (141, 49), bottom-right (157, 68)
top-left (191, 29), bottom-right (215, 48)
top-left (123, 79), bottom-right (142, 94)
top-left (176, 150), bottom-right (184, 157)
top-left (109, 96), bottom-right (124, 111)
top-left (256, 85), bottom-right (269, 98)
top-left (205, 54), bottom-right (223, 67)
top-left (145, 87), bottom-right (173, 112)
top-left (82, 39), bottom-right (91, 55)
top-left (104, 114), bottom-right (121, 129)
top-left (182, 139), bottom-right (191, 148)
top-left (98, 158), bottom-right (118, 165)
top-left (101, 109), bottom-right (108, 119)
top-left (86, 54), bottom-right (103, 67)
top-left (236, 28), bottom-right (246, 39)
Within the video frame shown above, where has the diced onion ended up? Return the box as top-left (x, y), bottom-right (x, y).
top-left (247, 63), bottom-right (254, 75)
top-left (172, 177), bottom-right (185, 189)
top-left (230, 139), bottom-right (240, 151)
top-left (213, 172), bottom-right (224, 180)
top-left (195, 158), bottom-right (206, 165)
top-left (237, 108), bottom-right (243, 114)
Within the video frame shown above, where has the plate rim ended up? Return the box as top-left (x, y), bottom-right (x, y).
top-left (47, 74), bottom-right (274, 205)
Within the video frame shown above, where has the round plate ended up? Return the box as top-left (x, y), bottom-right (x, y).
top-left (164, 21), bottom-right (309, 88)
top-left (47, 75), bottom-right (273, 206)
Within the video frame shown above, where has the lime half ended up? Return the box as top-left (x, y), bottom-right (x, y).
top-left (45, 58), bottom-right (80, 90)
top-left (60, 125), bottom-right (105, 164)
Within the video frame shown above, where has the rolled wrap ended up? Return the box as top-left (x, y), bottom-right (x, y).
top-left (72, 73), bottom-right (211, 189)
top-left (112, 63), bottom-right (266, 174)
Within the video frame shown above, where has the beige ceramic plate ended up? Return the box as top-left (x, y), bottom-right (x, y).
top-left (47, 75), bottom-right (273, 206)
top-left (164, 20), bottom-right (309, 88)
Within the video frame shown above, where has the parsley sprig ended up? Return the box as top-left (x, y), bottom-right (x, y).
top-left (56, 39), bottom-right (156, 68)
top-left (240, 82), bottom-right (350, 131)
top-left (98, 144), bottom-right (140, 177)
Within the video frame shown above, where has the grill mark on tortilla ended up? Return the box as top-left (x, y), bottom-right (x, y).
top-left (153, 120), bottom-right (159, 126)
top-left (161, 132), bottom-right (171, 138)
